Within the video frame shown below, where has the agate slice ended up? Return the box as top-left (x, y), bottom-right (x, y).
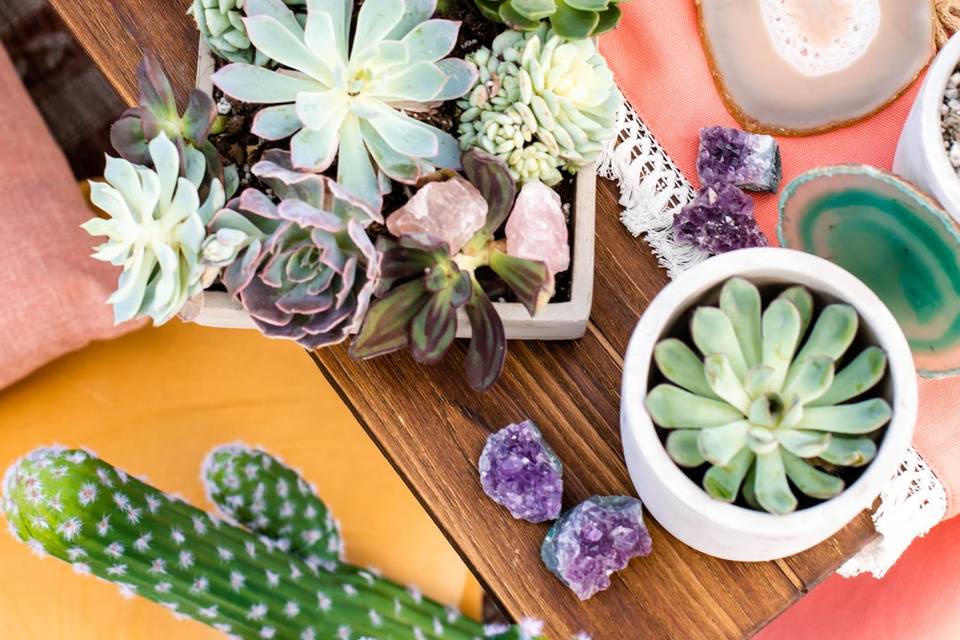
top-left (779, 165), bottom-right (960, 377)
top-left (696, 0), bottom-right (935, 135)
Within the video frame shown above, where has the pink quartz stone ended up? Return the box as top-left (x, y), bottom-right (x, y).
top-left (505, 180), bottom-right (570, 278)
top-left (385, 176), bottom-right (488, 255)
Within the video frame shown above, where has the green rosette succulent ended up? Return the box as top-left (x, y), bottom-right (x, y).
top-left (204, 150), bottom-right (381, 349)
top-left (110, 55), bottom-right (229, 188)
top-left (189, 0), bottom-right (306, 65)
top-left (1, 445), bottom-right (543, 640)
top-left (645, 278), bottom-right (892, 515)
top-left (350, 151), bottom-right (552, 392)
top-left (474, 0), bottom-right (625, 39)
top-left (458, 27), bottom-right (622, 186)
top-left (83, 133), bottom-right (226, 325)
top-left (211, 0), bottom-right (478, 210)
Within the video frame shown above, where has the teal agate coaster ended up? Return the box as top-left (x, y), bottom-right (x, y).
top-left (779, 165), bottom-right (960, 378)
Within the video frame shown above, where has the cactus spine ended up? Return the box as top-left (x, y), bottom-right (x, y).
top-left (2, 446), bottom-right (538, 640)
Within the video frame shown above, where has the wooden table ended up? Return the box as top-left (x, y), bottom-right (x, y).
top-left (48, 2), bottom-right (877, 637)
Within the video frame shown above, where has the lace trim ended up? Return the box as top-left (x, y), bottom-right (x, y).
top-left (597, 99), bottom-right (948, 578)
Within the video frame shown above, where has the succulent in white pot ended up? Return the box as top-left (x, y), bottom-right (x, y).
top-left (620, 248), bottom-right (918, 561)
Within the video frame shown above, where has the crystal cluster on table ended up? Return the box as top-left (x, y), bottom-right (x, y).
top-left (541, 496), bottom-right (653, 600)
top-left (674, 126), bottom-right (781, 254)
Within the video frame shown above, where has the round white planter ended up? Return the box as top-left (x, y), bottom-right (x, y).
top-left (620, 248), bottom-right (918, 561)
top-left (894, 32), bottom-right (960, 222)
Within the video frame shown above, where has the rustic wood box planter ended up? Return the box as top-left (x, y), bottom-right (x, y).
top-left (190, 42), bottom-right (596, 341)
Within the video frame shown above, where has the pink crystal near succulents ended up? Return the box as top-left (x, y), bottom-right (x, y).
top-left (385, 176), bottom-right (487, 255)
top-left (505, 181), bottom-right (570, 278)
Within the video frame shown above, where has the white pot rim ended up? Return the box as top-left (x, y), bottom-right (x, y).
top-left (621, 248), bottom-right (918, 538)
top-left (919, 33), bottom-right (960, 216)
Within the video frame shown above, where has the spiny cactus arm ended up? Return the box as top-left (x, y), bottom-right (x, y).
top-left (809, 347), bottom-right (887, 407)
top-left (719, 277), bottom-right (763, 368)
top-left (2, 448), bottom-right (503, 640)
top-left (202, 444), bottom-right (342, 566)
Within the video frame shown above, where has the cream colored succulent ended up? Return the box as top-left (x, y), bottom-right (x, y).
top-left (82, 133), bottom-right (225, 325)
top-left (458, 26), bottom-right (622, 185)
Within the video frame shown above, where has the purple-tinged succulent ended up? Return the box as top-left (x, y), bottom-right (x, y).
top-left (673, 183), bottom-right (768, 255)
top-left (207, 150), bottom-right (380, 349)
top-left (541, 496), bottom-right (653, 600)
top-left (111, 55), bottom-right (226, 186)
top-left (479, 420), bottom-right (563, 523)
top-left (349, 151), bottom-right (552, 392)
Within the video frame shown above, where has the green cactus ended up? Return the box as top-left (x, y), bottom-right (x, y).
top-left (2, 446), bottom-right (543, 640)
top-left (645, 277), bottom-right (892, 515)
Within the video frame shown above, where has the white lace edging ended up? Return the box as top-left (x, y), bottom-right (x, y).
top-left (596, 102), bottom-right (708, 279)
top-left (838, 446), bottom-right (948, 578)
top-left (597, 98), bottom-right (949, 578)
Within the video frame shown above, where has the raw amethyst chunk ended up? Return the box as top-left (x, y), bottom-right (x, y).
top-left (697, 126), bottom-right (782, 192)
top-left (541, 496), bottom-right (652, 600)
top-left (673, 183), bottom-right (768, 254)
top-left (478, 420), bottom-right (563, 523)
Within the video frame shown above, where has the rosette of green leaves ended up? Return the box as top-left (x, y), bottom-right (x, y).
top-left (189, 0), bottom-right (306, 65)
top-left (110, 55), bottom-right (229, 189)
top-left (206, 150), bottom-right (381, 348)
top-left (211, 0), bottom-right (478, 210)
top-left (474, 0), bottom-right (625, 40)
top-left (349, 151), bottom-right (551, 392)
top-left (458, 28), bottom-right (622, 185)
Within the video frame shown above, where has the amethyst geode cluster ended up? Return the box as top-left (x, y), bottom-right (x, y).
top-left (479, 420), bottom-right (564, 523)
top-left (541, 496), bottom-right (653, 600)
top-left (674, 126), bottom-right (780, 255)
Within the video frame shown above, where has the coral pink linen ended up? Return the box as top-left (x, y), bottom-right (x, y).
top-left (601, 2), bottom-right (960, 518)
top-left (0, 44), bottom-right (138, 390)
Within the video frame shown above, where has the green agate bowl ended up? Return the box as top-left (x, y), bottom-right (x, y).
top-left (779, 165), bottom-right (960, 378)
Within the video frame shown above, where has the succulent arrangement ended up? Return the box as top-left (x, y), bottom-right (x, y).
top-left (645, 277), bottom-right (892, 515)
top-left (2, 445), bottom-right (543, 640)
top-left (83, 0), bottom-right (625, 391)
top-left (473, 0), bottom-right (625, 39)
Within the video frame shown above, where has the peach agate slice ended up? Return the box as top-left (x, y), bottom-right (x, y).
top-left (696, 0), bottom-right (935, 136)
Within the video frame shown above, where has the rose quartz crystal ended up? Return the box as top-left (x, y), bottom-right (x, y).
top-left (505, 180), bottom-right (570, 278)
top-left (385, 176), bottom-right (487, 255)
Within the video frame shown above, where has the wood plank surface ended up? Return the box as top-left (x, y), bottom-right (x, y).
top-left (48, 1), bottom-right (879, 637)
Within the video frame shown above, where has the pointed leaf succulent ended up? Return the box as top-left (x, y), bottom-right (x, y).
top-left (645, 277), bottom-right (892, 515)
top-left (211, 0), bottom-right (478, 210)
top-left (189, 0), bottom-right (306, 65)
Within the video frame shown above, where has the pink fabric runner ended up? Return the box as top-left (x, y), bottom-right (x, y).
top-left (600, 2), bottom-right (960, 518)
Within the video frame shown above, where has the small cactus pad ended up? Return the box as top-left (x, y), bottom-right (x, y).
top-left (779, 165), bottom-right (960, 377)
top-left (541, 496), bottom-right (652, 600)
top-left (479, 420), bottom-right (563, 523)
top-left (697, 126), bottom-right (782, 192)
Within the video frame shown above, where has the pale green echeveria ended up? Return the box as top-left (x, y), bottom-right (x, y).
top-left (82, 133), bottom-right (226, 325)
top-left (457, 26), bottom-right (622, 186)
top-left (646, 278), bottom-right (892, 515)
top-left (211, 0), bottom-right (478, 210)
top-left (189, 0), bottom-right (306, 65)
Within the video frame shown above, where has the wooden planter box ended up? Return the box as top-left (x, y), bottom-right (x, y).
top-left (191, 42), bottom-right (595, 340)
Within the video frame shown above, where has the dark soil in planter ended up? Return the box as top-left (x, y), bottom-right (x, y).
top-left (646, 280), bottom-right (894, 513)
top-left (205, 0), bottom-right (575, 305)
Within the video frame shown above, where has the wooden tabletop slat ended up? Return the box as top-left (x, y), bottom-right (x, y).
top-left (48, 1), bottom-right (878, 637)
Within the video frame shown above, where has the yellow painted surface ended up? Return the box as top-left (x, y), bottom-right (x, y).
top-left (0, 320), bottom-right (481, 638)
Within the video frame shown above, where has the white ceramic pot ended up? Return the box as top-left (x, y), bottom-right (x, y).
top-left (620, 248), bottom-right (918, 561)
top-left (189, 41), bottom-right (595, 340)
top-left (894, 32), bottom-right (960, 222)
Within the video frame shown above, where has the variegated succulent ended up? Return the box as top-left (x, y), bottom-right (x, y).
top-left (111, 55), bottom-right (227, 186)
top-left (458, 27), bottom-right (622, 185)
top-left (206, 150), bottom-right (381, 348)
top-left (474, 0), bottom-right (625, 39)
top-left (1, 445), bottom-right (542, 640)
top-left (350, 150), bottom-right (551, 392)
top-left (645, 278), bottom-right (892, 515)
top-left (83, 133), bottom-right (226, 325)
top-left (211, 0), bottom-right (478, 210)
top-left (188, 0), bottom-right (306, 65)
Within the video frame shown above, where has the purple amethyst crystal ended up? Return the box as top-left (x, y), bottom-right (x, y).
top-left (697, 126), bottom-right (782, 192)
top-left (541, 496), bottom-right (652, 600)
top-left (673, 183), bottom-right (768, 254)
top-left (478, 420), bottom-right (563, 523)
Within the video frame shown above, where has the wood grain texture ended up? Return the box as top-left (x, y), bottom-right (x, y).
top-left (48, 1), bottom-right (878, 637)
